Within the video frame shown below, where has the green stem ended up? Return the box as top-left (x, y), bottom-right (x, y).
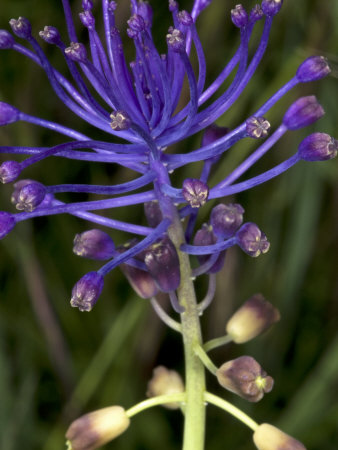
top-left (204, 392), bottom-right (259, 431)
top-left (194, 344), bottom-right (218, 375)
top-left (167, 215), bottom-right (206, 450)
top-left (203, 334), bottom-right (233, 353)
top-left (126, 393), bottom-right (186, 418)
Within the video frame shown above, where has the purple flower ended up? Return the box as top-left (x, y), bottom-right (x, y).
top-left (0, 0), bottom-right (335, 312)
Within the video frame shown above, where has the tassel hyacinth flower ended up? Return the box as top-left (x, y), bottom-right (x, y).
top-left (0, 0), bottom-right (336, 449)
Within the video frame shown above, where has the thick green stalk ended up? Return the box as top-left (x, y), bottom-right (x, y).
top-left (167, 215), bottom-right (206, 450)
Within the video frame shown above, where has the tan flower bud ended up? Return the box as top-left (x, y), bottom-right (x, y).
top-left (253, 423), bottom-right (307, 450)
top-left (66, 406), bottom-right (130, 450)
top-left (216, 356), bottom-right (274, 402)
top-left (147, 366), bottom-right (184, 410)
top-left (226, 294), bottom-right (280, 343)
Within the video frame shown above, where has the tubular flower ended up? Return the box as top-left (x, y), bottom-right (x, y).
top-left (0, 0), bottom-right (335, 313)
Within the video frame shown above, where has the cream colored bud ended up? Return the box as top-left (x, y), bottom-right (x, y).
top-left (66, 406), bottom-right (130, 450)
top-left (226, 294), bottom-right (280, 343)
top-left (253, 423), bottom-right (307, 450)
top-left (147, 366), bottom-right (184, 410)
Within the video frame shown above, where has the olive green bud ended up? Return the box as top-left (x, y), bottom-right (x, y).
top-left (216, 356), bottom-right (274, 402)
top-left (226, 294), bottom-right (280, 343)
top-left (147, 366), bottom-right (184, 410)
top-left (66, 406), bottom-right (130, 450)
top-left (253, 423), bottom-right (307, 449)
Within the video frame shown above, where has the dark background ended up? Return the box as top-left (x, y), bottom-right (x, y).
top-left (0, 0), bottom-right (337, 449)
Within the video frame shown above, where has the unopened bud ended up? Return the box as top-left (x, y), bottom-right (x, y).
top-left (166, 28), bottom-right (185, 52)
top-left (210, 203), bottom-right (244, 239)
top-left (0, 160), bottom-right (21, 184)
top-left (298, 132), bottom-right (338, 162)
top-left (110, 111), bottom-right (131, 131)
top-left (246, 116), bottom-right (270, 139)
top-left (250, 5), bottom-right (264, 22)
top-left (73, 229), bottom-right (115, 260)
top-left (70, 271), bottom-right (104, 312)
top-left (216, 356), bottom-right (274, 402)
top-left (178, 10), bottom-right (193, 27)
top-left (0, 30), bottom-right (15, 49)
top-left (0, 102), bottom-right (20, 126)
top-left (283, 96), bottom-right (324, 130)
top-left (193, 224), bottom-right (226, 273)
top-left (9, 17), bottom-right (32, 39)
top-left (296, 56), bottom-right (331, 83)
top-left (253, 423), bottom-right (306, 450)
top-left (127, 14), bottom-right (146, 32)
top-left (182, 178), bottom-right (209, 208)
top-left (79, 10), bottom-right (95, 29)
top-left (261, 0), bottom-right (283, 17)
top-left (11, 180), bottom-right (46, 212)
top-left (39, 26), bottom-right (61, 45)
top-left (231, 5), bottom-right (248, 28)
top-left (66, 406), bottom-right (130, 450)
top-left (226, 294), bottom-right (280, 343)
top-left (236, 222), bottom-right (270, 257)
top-left (65, 42), bottom-right (88, 62)
top-left (147, 366), bottom-right (184, 410)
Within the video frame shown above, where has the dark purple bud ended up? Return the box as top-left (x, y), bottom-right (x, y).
top-left (216, 356), bottom-right (274, 402)
top-left (0, 211), bottom-right (16, 240)
top-left (79, 10), bottom-right (95, 29)
top-left (9, 17), bottom-right (32, 39)
top-left (0, 30), bottom-right (15, 49)
top-left (0, 161), bottom-right (21, 184)
top-left (298, 133), bottom-right (338, 162)
top-left (144, 201), bottom-right (163, 227)
top-left (64, 42), bottom-right (88, 63)
top-left (82, 0), bottom-right (93, 10)
top-left (0, 102), bottom-right (20, 126)
top-left (297, 56), bottom-right (331, 83)
top-left (127, 14), bottom-right (146, 32)
top-left (71, 271), bottom-right (104, 312)
top-left (226, 294), bottom-right (281, 343)
top-left (118, 239), bottom-right (159, 299)
top-left (236, 222), bottom-right (270, 257)
top-left (283, 96), bottom-right (324, 130)
top-left (231, 4), bottom-right (249, 28)
top-left (137, 2), bottom-right (153, 28)
top-left (210, 203), bottom-right (244, 239)
top-left (168, 0), bottom-right (179, 13)
top-left (166, 28), bottom-right (185, 53)
top-left (193, 224), bottom-right (226, 273)
top-left (250, 5), bottom-right (264, 22)
top-left (253, 424), bottom-right (306, 450)
top-left (144, 237), bottom-right (180, 293)
top-left (110, 111), bottom-right (131, 131)
top-left (73, 229), bottom-right (115, 260)
top-left (39, 26), bottom-right (62, 45)
top-left (246, 116), bottom-right (270, 139)
top-left (182, 178), bottom-right (209, 208)
top-left (11, 179), bottom-right (46, 212)
top-left (261, 0), bottom-right (283, 17)
top-left (178, 11), bottom-right (193, 26)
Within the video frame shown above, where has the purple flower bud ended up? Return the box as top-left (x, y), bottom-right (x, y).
top-left (110, 111), bottom-right (131, 131)
top-left (231, 5), bottom-right (249, 28)
top-left (144, 237), bottom-right (180, 293)
top-left (0, 211), bottom-right (16, 240)
top-left (168, 0), bottom-right (179, 13)
top-left (283, 96), bottom-right (325, 130)
top-left (147, 366), bottom-right (184, 410)
top-left (144, 201), bottom-right (163, 227)
top-left (64, 42), bottom-right (88, 63)
top-left (226, 294), bottom-right (280, 343)
top-left (216, 356), bottom-right (274, 402)
top-left (246, 116), bottom-right (270, 139)
top-left (11, 179), bottom-right (46, 212)
top-left (297, 56), bottom-right (331, 83)
top-left (79, 10), bottom-right (95, 29)
top-left (236, 222), bottom-right (270, 257)
top-left (39, 26), bottom-right (62, 45)
top-left (182, 178), bottom-right (209, 208)
top-left (0, 161), bottom-right (21, 184)
top-left (253, 424), bottom-right (306, 450)
top-left (210, 203), bottom-right (244, 239)
top-left (166, 28), bottom-right (185, 53)
top-left (250, 5), bottom-right (264, 22)
top-left (73, 229), bottom-right (115, 260)
top-left (193, 224), bottom-right (226, 273)
top-left (82, 0), bottom-right (93, 10)
top-left (261, 0), bottom-right (283, 17)
top-left (127, 14), bottom-right (146, 32)
top-left (109, 1), bottom-right (117, 12)
top-left (0, 102), bottom-right (20, 126)
top-left (138, 2), bottom-right (153, 27)
top-left (298, 133), bottom-right (338, 162)
top-left (9, 17), bottom-right (32, 39)
top-left (0, 30), bottom-right (15, 49)
top-left (178, 11), bottom-right (193, 27)
top-left (70, 271), bottom-right (104, 311)
top-left (118, 239), bottom-right (159, 299)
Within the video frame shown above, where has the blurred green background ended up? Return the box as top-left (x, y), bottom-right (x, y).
top-left (0, 0), bottom-right (337, 449)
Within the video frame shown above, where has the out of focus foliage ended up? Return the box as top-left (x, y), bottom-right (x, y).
top-left (0, 1), bottom-right (337, 449)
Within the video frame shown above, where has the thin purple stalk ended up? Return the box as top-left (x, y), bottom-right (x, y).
top-left (181, 237), bottom-right (237, 255)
